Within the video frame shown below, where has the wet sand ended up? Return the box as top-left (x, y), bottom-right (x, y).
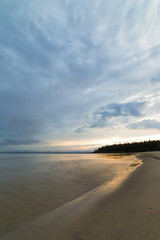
top-left (1, 152), bottom-right (160, 240)
top-left (0, 153), bottom-right (134, 233)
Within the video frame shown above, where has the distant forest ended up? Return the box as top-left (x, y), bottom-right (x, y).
top-left (93, 140), bottom-right (160, 153)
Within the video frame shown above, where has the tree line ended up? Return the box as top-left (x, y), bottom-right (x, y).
top-left (93, 140), bottom-right (160, 153)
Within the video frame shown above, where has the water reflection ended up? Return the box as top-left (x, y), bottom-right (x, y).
top-left (0, 153), bottom-right (135, 234)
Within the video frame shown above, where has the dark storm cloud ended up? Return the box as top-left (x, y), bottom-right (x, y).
top-left (128, 119), bottom-right (160, 130)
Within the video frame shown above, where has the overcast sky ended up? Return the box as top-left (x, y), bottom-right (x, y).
top-left (0, 0), bottom-right (160, 152)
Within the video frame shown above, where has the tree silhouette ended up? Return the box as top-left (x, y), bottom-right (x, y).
top-left (93, 140), bottom-right (160, 153)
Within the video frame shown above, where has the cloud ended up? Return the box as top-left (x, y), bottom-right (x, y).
top-left (0, 0), bottom-right (160, 150)
top-left (128, 119), bottom-right (160, 130)
top-left (0, 117), bottom-right (44, 139)
top-left (90, 101), bottom-right (146, 128)
top-left (151, 77), bottom-right (160, 84)
top-left (75, 126), bottom-right (89, 133)
top-left (76, 101), bottom-right (147, 130)
top-left (0, 139), bottom-right (41, 146)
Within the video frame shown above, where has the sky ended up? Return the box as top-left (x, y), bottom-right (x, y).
top-left (0, 0), bottom-right (160, 152)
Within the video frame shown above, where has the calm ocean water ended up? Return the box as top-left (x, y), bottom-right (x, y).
top-left (0, 153), bottom-right (135, 234)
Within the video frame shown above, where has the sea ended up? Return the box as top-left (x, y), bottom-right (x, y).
top-left (0, 153), bottom-right (136, 235)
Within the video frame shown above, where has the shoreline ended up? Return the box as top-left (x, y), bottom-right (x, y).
top-left (1, 152), bottom-right (160, 239)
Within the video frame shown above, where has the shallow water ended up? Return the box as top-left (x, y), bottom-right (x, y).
top-left (0, 153), bottom-right (135, 234)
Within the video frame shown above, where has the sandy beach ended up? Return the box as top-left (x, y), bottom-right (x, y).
top-left (1, 152), bottom-right (160, 240)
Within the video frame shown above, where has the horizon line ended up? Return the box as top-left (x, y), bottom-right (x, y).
top-left (0, 151), bottom-right (92, 154)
